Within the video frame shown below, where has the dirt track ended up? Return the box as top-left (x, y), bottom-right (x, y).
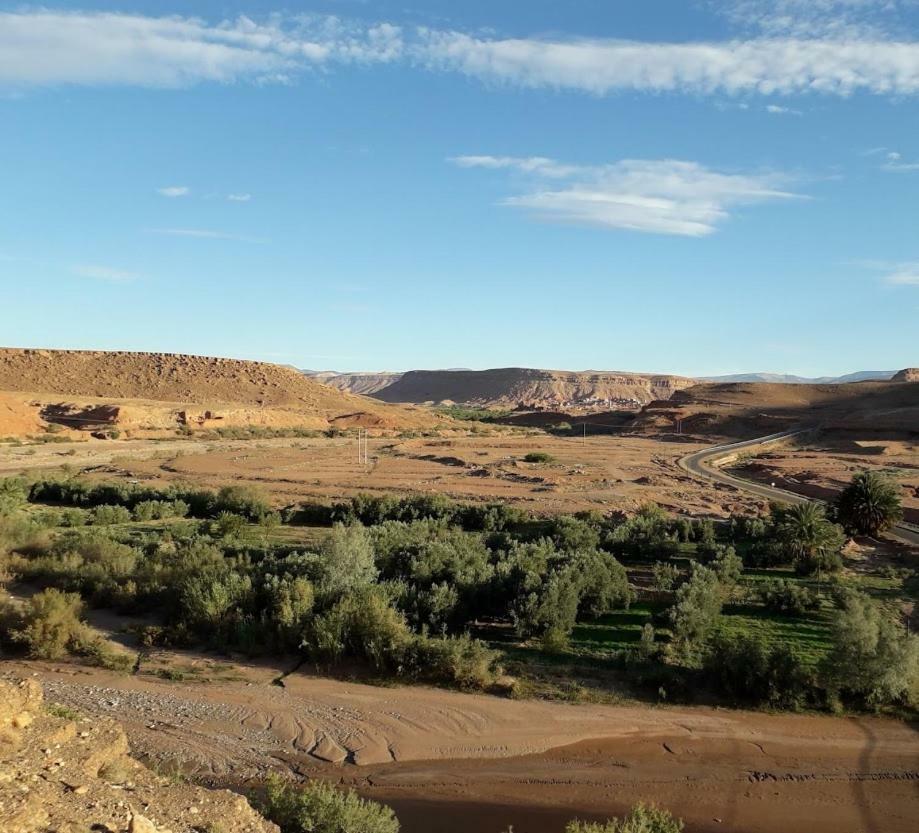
top-left (10, 661), bottom-right (917, 833)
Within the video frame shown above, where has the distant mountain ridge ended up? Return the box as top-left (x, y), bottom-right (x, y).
top-left (310, 367), bottom-right (696, 409)
top-left (308, 367), bottom-right (907, 410)
top-left (700, 370), bottom-right (897, 384)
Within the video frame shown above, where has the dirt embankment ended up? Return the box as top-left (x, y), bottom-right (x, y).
top-left (0, 348), bottom-right (442, 438)
top-left (367, 367), bottom-right (695, 409)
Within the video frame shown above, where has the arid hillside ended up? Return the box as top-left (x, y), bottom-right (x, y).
top-left (368, 367), bottom-right (695, 409)
top-left (636, 375), bottom-right (919, 438)
top-left (0, 349), bottom-right (440, 437)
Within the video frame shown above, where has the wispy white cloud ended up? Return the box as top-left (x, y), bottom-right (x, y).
top-left (766, 104), bottom-right (802, 114)
top-left (227, 193), bottom-right (252, 202)
top-left (72, 264), bottom-right (139, 282)
top-left (856, 258), bottom-right (919, 285)
top-left (885, 264), bottom-right (919, 284)
top-left (449, 155), bottom-right (581, 178)
top-left (0, 11), bottom-right (403, 88)
top-left (418, 31), bottom-right (919, 97)
top-left (880, 150), bottom-right (919, 171)
top-left (2, 10), bottom-right (919, 99)
top-left (148, 227), bottom-right (266, 242)
top-left (156, 185), bottom-right (190, 197)
top-left (451, 155), bottom-right (802, 236)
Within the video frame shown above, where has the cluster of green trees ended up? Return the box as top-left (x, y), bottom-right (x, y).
top-left (28, 478), bottom-right (273, 521)
top-left (2, 469), bottom-right (915, 712)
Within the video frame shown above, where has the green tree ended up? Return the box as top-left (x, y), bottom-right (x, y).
top-left (668, 565), bottom-right (723, 661)
top-left (835, 471), bottom-right (903, 537)
top-left (822, 592), bottom-right (919, 708)
top-left (776, 503), bottom-right (844, 575)
top-left (317, 523), bottom-right (377, 600)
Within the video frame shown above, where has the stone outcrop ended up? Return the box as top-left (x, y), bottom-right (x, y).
top-left (0, 675), bottom-right (277, 833)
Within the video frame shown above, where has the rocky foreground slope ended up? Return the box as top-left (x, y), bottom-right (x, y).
top-left (0, 675), bottom-right (276, 833)
top-left (0, 349), bottom-right (439, 437)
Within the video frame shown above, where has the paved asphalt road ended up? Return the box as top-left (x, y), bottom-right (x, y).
top-left (678, 429), bottom-right (919, 548)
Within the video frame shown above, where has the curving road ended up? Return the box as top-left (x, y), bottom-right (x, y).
top-left (678, 429), bottom-right (919, 548)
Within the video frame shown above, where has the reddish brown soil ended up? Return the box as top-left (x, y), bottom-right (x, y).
top-left (730, 438), bottom-right (919, 524)
top-left (12, 661), bottom-right (918, 833)
top-left (0, 432), bottom-right (765, 518)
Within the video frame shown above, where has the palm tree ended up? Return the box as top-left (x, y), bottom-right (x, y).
top-left (836, 471), bottom-right (903, 537)
top-left (777, 502), bottom-right (844, 575)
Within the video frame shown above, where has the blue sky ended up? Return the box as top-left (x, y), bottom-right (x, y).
top-left (1, 1), bottom-right (918, 376)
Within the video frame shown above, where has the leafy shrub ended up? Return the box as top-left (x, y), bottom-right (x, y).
top-left (566, 803), bottom-right (683, 833)
top-left (404, 632), bottom-right (498, 689)
top-left (306, 586), bottom-right (410, 672)
top-left (758, 579), bottom-right (820, 616)
top-left (651, 562), bottom-right (680, 594)
top-left (259, 774), bottom-right (399, 833)
top-left (523, 452), bottom-right (555, 464)
top-left (704, 631), bottom-right (813, 709)
top-left (92, 505), bottom-right (132, 525)
top-left (6, 588), bottom-right (88, 660)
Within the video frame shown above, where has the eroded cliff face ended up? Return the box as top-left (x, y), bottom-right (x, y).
top-left (365, 367), bottom-right (696, 408)
top-left (0, 675), bottom-right (277, 833)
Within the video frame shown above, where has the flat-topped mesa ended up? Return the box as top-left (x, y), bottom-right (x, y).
top-left (364, 367), bottom-right (696, 408)
top-left (0, 675), bottom-right (277, 833)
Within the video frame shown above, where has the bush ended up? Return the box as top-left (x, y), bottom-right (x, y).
top-left (306, 586), bottom-right (410, 672)
top-left (758, 579), bottom-right (820, 616)
top-left (566, 803), bottom-right (683, 833)
top-left (7, 588), bottom-right (88, 660)
top-left (704, 631), bottom-right (813, 709)
top-left (404, 632), bottom-right (498, 689)
top-left (92, 505), bottom-right (132, 525)
top-left (523, 452), bottom-right (555, 464)
top-left (259, 774), bottom-right (399, 833)
top-left (651, 562), bottom-right (680, 594)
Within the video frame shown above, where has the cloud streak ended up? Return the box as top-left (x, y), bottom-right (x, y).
top-left (148, 227), bottom-right (266, 242)
top-left (2, 10), bottom-right (919, 98)
top-left (452, 155), bottom-right (801, 236)
top-left (157, 185), bottom-right (190, 197)
top-left (72, 264), bottom-right (139, 282)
